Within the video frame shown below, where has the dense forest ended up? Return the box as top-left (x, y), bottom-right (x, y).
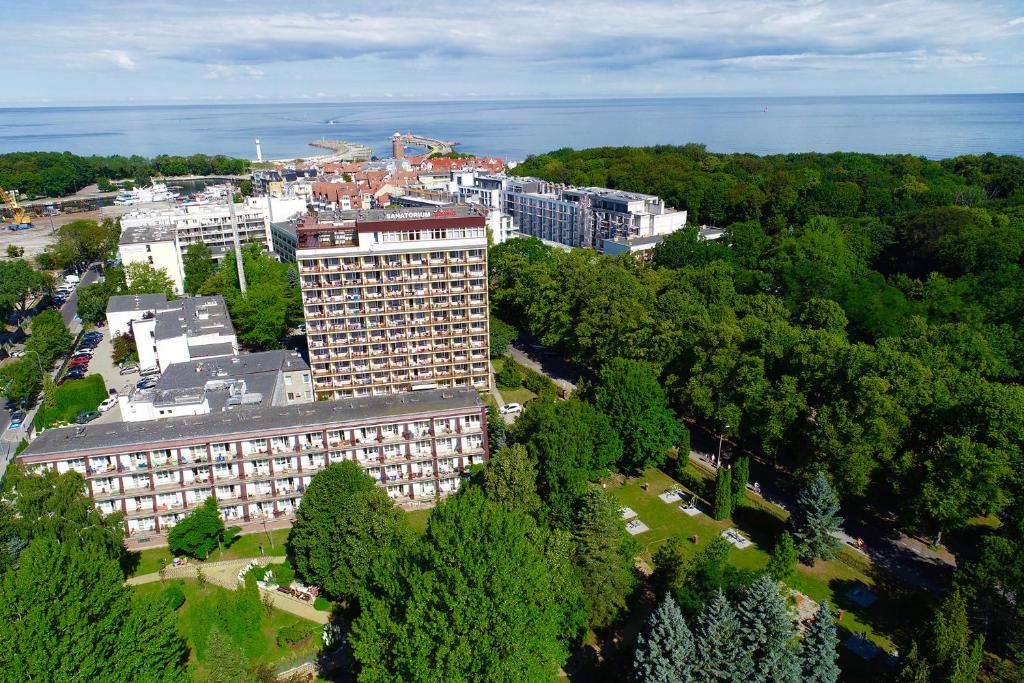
top-left (499, 146), bottom-right (1024, 665)
top-left (0, 151), bottom-right (250, 199)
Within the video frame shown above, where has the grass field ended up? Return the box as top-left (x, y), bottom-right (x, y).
top-left (129, 527), bottom-right (290, 577)
top-left (35, 373), bottom-right (106, 429)
top-left (492, 358), bottom-right (538, 405)
top-left (133, 579), bottom-right (320, 679)
top-left (608, 468), bottom-right (901, 651)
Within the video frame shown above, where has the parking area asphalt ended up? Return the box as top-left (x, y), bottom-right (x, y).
top-left (82, 327), bottom-right (130, 426)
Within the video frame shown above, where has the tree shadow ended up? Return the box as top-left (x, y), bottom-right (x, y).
top-left (732, 504), bottom-right (785, 550)
top-left (120, 548), bottom-right (141, 577)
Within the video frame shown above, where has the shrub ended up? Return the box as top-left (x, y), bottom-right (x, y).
top-left (246, 565), bottom-right (269, 582)
top-left (270, 562), bottom-right (296, 587)
top-left (162, 584), bottom-right (186, 611)
top-left (313, 596), bottom-right (331, 612)
top-left (523, 367), bottom-right (558, 401)
top-left (276, 622), bottom-right (316, 647)
top-left (496, 360), bottom-right (524, 389)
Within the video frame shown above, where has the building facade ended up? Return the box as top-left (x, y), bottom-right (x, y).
top-left (17, 388), bottom-right (487, 540)
top-left (296, 207), bottom-right (490, 400)
top-left (119, 199), bottom-right (273, 262)
top-left (118, 225), bottom-right (185, 294)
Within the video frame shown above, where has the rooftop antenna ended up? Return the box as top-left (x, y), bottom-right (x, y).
top-left (227, 187), bottom-right (248, 293)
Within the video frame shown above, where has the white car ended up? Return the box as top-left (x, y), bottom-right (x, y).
top-left (499, 402), bottom-right (523, 415)
top-left (98, 397), bottom-right (118, 413)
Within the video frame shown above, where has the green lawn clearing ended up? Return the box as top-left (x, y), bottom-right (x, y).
top-left (35, 373), bottom-right (107, 429)
top-left (132, 579), bottom-right (321, 680)
top-left (608, 467), bottom-right (898, 652)
top-left (129, 527), bottom-right (290, 577)
top-left (406, 507), bottom-right (432, 534)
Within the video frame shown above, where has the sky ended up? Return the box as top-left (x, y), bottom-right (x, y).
top-left (3, 0), bottom-right (1023, 106)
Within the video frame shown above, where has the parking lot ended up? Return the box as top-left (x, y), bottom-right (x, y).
top-left (79, 327), bottom-right (130, 426)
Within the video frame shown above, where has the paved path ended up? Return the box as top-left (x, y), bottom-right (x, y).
top-left (126, 556), bottom-right (329, 624)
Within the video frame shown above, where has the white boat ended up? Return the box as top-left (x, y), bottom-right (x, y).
top-left (113, 182), bottom-right (178, 205)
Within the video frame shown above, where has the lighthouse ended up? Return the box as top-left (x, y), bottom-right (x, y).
top-left (255, 138), bottom-right (263, 162)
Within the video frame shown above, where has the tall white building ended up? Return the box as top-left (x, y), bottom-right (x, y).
top-left (296, 207), bottom-right (490, 400)
top-left (119, 198), bottom-right (273, 263)
top-left (118, 224), bottom-right (185, 294)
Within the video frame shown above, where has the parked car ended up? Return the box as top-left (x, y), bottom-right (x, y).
top-left (72, 350), bottom-right (94, 359)
top-left (9, 350), bottom-right (24, 358)
top-left (68, 358), bottom-right (90, 368)
top-left (98, 397), bottom-right (117, 412)
top-left (119, 364), bottom-right (140, 376)
top-left (136, 377), bottom-right (158, 390)
top-left (499, 402), bottom-right (523, 415)
top-left (139, 366), bottom-right (160, 377)
top-left (75, 410), bottom-right (100, 424)
top-left (8, 410), bottom-right (26, 430)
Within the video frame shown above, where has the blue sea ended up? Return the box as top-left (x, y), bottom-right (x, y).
top-left (0, 95), bottom-right (1021, 161)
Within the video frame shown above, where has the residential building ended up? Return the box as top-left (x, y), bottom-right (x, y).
top-left (270, 217), bottom-right (301, 263)
top-left (17, 387), bottom-right (487, 542)
top-left (106, 294), bottom-right (238, 371)
top-left (296, 206), bottom-right (490, 399)
top-left (120, 350), bottom-right (313, 422)
top-left (119, 198), bottom-right (273, 262)
top-left (118, 224), bottom-right (185, 294)
top-left (502, 177), bottom-right (687, 249)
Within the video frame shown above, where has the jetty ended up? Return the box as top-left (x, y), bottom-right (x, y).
top-left (392, 132), bottom-right (458, 158)
top-left (308, 139), bottom-right (373, 162)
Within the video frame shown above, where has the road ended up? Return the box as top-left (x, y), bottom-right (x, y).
top-left (507, 341), bottom-right (581, 397)
top-left (62, 267), bottom-right (100, 328)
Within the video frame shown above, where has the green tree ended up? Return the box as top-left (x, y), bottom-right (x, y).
top-left (790, 473), bottom-right (843, 562)
top-left (800, 601), bottom-right (840, 683)
top-left (734, 575), bottom-right (800, 683)
top-left (0, 535), bottom-right (185, 682)
top-left (205, 627), bottom-right (255, 683)
top-left (693, 590), bottom-right (742, 682)
top-left (926, 588), bottom-right (984, 683)
top-left (652, 537), bottom-right (687, 597)
top-left (512, 398), bottom-right (622, 525)
top-left (572, 487), bottom-right (636, 629)
top-left (123, 261), bottom-right (176, 297)
top-left (481, 444), bottom-right (542, 516)
top-left (5, 244), bottom-right (23, 258)
top-left (712, 465), bottom-right (733, 520)
top-left (652, 225), bottom-right (733, 269)
top-left (767, 531), bottom-right (798, 582)
top-left (496, 359), bottom-right (524, 388)
top-left (732, 455), bottom-right (750, 509)
top-left (0, 358), bottom-right (41, 407)
top-left (634, 594), bottom-right (696, 683)
top-left (183, 242), bottom-right (216, 294)
top-left (350, 487), bottom-right (578, 683)
top-left (674, 537), bottom-right (753, 618)
top-left (489, 315), bottom-right (518, 358)
top-left (594, 358), bottom-right (680, 471)
top-left (0, 259), bottom-right (47, 321)
top-left (486, 403), bottom-right (507, 452)
top-left (167, 496), bottom-right (225, 559)
top-left (76, 279), bottom-right (117, 324)
top-left (24, 309), bottom-right (72, 365)
top-left (287, 461), bottom-right (408, 602)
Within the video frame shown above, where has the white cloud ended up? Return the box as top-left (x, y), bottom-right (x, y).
top-left (204, 64), bottom-right (265, 80)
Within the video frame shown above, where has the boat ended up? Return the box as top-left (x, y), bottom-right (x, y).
top-left (113, 182), bottom-right (179, 206)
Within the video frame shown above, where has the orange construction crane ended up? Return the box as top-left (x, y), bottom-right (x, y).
top-left (0, 186), bottom-right (32, 227)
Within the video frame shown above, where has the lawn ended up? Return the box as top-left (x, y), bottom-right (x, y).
top-left (491, 357), bottom-right (538, 406)
top-left (133, 579), bottom-right (321, 680)
top-left (406, 507), bottom-right (432, 534)
top-left (129, 527), bottom-right (290, 577)
top-left (607, 467), bottom-right (898, 652)
top-left (35, 373), bottom-right (107, 429)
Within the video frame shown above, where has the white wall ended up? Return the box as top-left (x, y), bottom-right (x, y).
top-left (133, 318), bottom-right (158, 370)
top-left (119, 240), bottom-right (184, 294)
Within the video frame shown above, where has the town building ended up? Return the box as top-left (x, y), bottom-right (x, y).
top-left (119, 199), bottom-right (273, 263)
top-left (105, 294), bottom-right (238, 372)
top-left (296, 207), bottom-right (490, 399)
top-left (118, 224), bottom-right (185, 294)
top-left (17, 387), bottom-right (487, 542)
top-left (270, 217), bottom-right (301, 263)
top-left (119, 350), bottom-right (313, 422)
top-left (502, 178), bottom-right (687, 249)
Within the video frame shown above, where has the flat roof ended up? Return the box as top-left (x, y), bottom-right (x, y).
top-left (158, 350), bottom-right (308, 391)
top-left (21, 387), bottom-right (482, 459)
top-left (120, 224), bottom-right (177, 245)
top-left (106, 293), bottom-right (168, 314)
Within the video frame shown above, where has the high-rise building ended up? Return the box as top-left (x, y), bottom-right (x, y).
top-left (296, 207), bottom-right (490, 399)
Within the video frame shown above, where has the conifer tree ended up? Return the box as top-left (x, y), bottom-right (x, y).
top-left (634, 595), bottom-right (696, 683)
top-left (790, 473), bottom-right (843, 562)
top-left (800, 601), bottom-right (840, 683)
top-left (734, 575), bottom-right (800, 683)
top-left (693, 590), bottom-right (741, 682)
top-left (731, 456), bottom-right (750, 508)
top-left (712, 466), bottom-right (733, 520)
top-left (572, 487), bottom-right (636, 629)
top-left (767, 531), bottom-right (798, 582)
top-left (205, 627), bottom-right (255, 683)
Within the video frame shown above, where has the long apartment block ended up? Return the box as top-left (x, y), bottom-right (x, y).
top-left (17, 388), bottom-right (487, 540)
top-left (296, 207), bottom-right (490, 400)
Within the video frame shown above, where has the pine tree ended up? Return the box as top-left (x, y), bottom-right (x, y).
top-left (734, 576), bottom-right (800, 683)
top-left (800, 601), bottom-right (840, 683)
top-left (205, 627), bottom-right (255, 683)
top-left (732, 456), bottom-right (750, 509)
top-left (923, 588), bottom-right (984, 683)
top-left (693, 590), bottom-right (741, 682)
top-left (790, 473), bottom-right (843, 562)
top-left (767, 531), bottom-right (798, 582)
top-left (652, 537), bottom-right (686, 597)
top-left (572, 487), bottom-right (636, 629)
top-left (898, 642), bottom-right (931, 683)
top-left (712, 466), bottom-right (733, 520)
top-left (634, 595), bottom-right (696, 683)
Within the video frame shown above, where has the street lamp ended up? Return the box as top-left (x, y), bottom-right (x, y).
top-left (717, 424), bottom-right (730, 467)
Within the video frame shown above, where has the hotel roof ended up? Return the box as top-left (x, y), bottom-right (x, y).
top-left (21, 387), bottom-right (482, 459)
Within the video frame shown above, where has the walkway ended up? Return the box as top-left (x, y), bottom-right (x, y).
top-left (126, 556), bottom-right (329, 624)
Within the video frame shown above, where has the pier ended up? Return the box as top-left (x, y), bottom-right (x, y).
top-left (307, 139), bottom-right (373, 162)
top-left (393, 133), bottom-right (458, 158)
